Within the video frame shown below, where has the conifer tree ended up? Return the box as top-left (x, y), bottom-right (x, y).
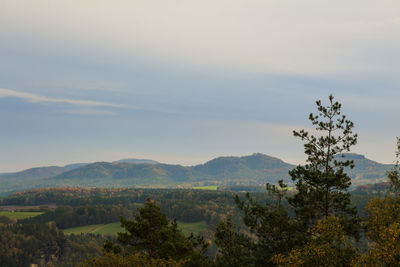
top-left (288, 94), bottom-right (359, 237)
top-left (102, 198), bottom-right (210, 266)
top-left (214, 216), bottom-right (253, 267)
top-left (214, 188), bottom-right (305, 266)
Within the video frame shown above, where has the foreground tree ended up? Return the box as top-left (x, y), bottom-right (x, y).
top-left (214, 95), bottom-right (359, 265)
top-left (387, 137), bottom-right (400, 194)
top-left (214, 216), bottom-right (253, 267)
top-left (278, 137), bottom-right (400, 266)
top-left (273, 216), bottom-right (358, 267)
top-left (214, 187), bottom-right (305, 266)
top-left (96, 199), bottom-right (209, 266)
top-left (288, 94), bottom-right (359, 237)
top-left (81, 252), bottom-right (186, 267)
top-left (354, 138), bottom-right (400, 266)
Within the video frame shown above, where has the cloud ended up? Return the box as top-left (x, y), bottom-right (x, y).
top-left (0, 88), bottom-right (123, 108)
top-left (1, 0), bottom-right (399, 75)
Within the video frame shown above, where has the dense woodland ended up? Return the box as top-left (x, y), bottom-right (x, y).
top-left (0, 185), bottom-right (392, 266)
top-left (0, 95), bottom-right (399, 266)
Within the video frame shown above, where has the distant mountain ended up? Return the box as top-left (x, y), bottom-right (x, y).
top-left (192, 153), bottom-right (294, 184)
top-left (0, 166), bottom-right (66, 182)
top-left (0, 158), bottom-right (158, 183)
top-left (49, 162), bottom-right (192, 187)
top-left (63, 163), bottom-right (89, 171)
top-left (48, 154), bottom-right (293, 186)
top-left (112, 159), bottom-right (159, 164)
top-left (337, 153), bottom-right (393, 185)
top-left (0, 153), bottom-right (394, 195)
top-left (0, 163), bottom-right (90, 183)
top-left (46, 153), bottom-right (294, 188)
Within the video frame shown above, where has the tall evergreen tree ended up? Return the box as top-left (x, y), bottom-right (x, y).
top-left (288, 94), bottom-right (359, 237)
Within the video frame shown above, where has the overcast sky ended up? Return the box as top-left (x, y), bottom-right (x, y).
top-left (0, 0), bottom-right (399, 172)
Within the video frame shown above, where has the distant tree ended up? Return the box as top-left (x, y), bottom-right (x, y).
top-left (0, 216), bottom-right (13, 224)
top-left (0, 222), bottom-right (67, 266)
top-left (288, 94), bottom-right (359, 237)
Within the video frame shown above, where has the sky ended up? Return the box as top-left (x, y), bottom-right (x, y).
top-left (0, 0), bottom-right (399, 172)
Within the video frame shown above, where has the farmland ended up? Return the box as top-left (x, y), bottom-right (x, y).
top-left (63, 221), bottom-right (208, 236)
top-left (0, 211), bottom-right (44, 220)
top-left (193, 186), bottom-right (218, 190)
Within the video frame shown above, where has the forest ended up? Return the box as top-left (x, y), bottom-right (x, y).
top-left (0, 95), bottom-right (399, 266)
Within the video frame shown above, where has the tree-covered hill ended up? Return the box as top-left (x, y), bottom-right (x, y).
top-left (0, 166), bottom-right (66, 182)
top-left (338, 153), bottom-right (394, 185)
top-left (0, 153), bottom-right (394, 195)
top-left (47, 153), bottom-right (293, 187)
top-left (50, 162), bottom-right (193, 186)
top-left (112, 159), bottom-right (160, 164)
top-left (192, 153), bottom-right (293, 184)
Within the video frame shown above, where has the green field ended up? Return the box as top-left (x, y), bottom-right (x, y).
top-left (0, 211), bottom-right (44, 220)
top-left (178, 221), bottom-right (209, 235)
top-left (63, 221), bottom-right (208, 236)
top-left (193, 186), bottom-right (218, 190)
top-left (63, 222), bottom-right (124, 235)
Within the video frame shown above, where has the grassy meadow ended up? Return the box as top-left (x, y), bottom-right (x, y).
top-left (178, 221), bottom-right (209, 235)
top-left (0, 211), bottom-right (44, 220)
top-left (63, 222), bottom-right (123, 235)
top-left (63, 221), bottom-right (208, 236)
top-left (193, 186), bottom-right (218, 190)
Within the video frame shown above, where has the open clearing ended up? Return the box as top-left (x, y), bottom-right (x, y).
top-left (178, 221), bottom-right (209, 235)
top-left (63, 221), bottom-right (208, 236)
top-left (193, 186), bottom-right (218, 190)
top-left (0, 211), bottom-right (44, 220)
top-left (63, 222), bottom-right (123, 235)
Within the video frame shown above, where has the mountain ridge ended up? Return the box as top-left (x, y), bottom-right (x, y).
top-left (0, 153), bottom-right (394, 195)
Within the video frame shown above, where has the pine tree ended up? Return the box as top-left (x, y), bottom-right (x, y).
top-left (103, 198), bottom-right (210, 266)
top-left (214, 189), bottom-right (306, 266)
top-left (288, 94), bottom-right (359, 237)
top-left (214, 216), bottom-right (253, 267)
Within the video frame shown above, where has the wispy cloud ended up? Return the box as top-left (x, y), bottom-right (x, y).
top-left (0, 88), bottom-right (123, 108)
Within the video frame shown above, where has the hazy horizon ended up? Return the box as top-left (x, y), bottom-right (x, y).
top-left (0, 151), bottom-right (394, 174)
top-left (1, 1), bottom-right (399, 172)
